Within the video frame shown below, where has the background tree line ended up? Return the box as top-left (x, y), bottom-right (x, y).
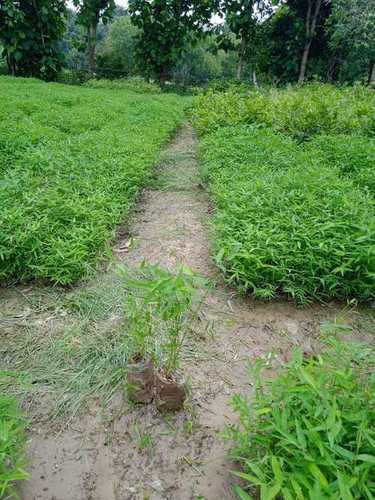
top-left (0, 0), bottom-right (374, 86)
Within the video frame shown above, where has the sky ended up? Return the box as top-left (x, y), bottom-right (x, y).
top-left (68, 0), bottom-right (127, 6)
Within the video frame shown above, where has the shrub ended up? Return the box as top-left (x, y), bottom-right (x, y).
top-left (200, 126), bottom-right (375, 303)
top-left (192, 84), bottom-right (375, 140)
top-left (0, 76), bottom-right (184, 284)
top-left (83, 77), bottom-right (161, 94)
top-left (306, 134), bottom-right (375, 197)
top-left (0, 395), bottom-right (28, 498)
top-left (227, 338), bottom-right (375, 499)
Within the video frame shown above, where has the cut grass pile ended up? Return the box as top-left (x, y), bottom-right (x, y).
top-left (193, 85), bottom-right (375, 303)
top-left (0, 395), bottom-right (28, 498)
top-left (0, 76), bottom-right (185, 284)
top-left (227, 336), bottom-right (375, 499)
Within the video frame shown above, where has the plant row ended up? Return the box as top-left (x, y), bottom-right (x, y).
top-left (192, 84), bottom-right (375, 141)
top-left (194, 84), bottom-right (375, 303)
top-left (0, 77), bottom-right (185, 284)
top-left (199, 125), bottom-right (374, 303)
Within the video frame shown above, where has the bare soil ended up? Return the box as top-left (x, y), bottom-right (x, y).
top-left (1, 125), bottom-right (360, 500)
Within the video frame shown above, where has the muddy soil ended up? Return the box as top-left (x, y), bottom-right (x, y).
top-left (3, 125), bottom-right (350, 500)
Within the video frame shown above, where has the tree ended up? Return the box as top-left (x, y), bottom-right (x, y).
top-left (129, 0), bottom-right (218, 82)
top-left (73, 0), bottom-right (116, 73)
top-left (257, 1), bottom-right (332, 84)
top-left (0, 0), bottom-right (66, 80)
top-left (96, 16), bottom-right (139, 77)
top-left (296, 0), bottom-right (330, 83)
top-left (329, 0), bottom-right (375, 85)
top-left (220, 0), bottom-right (273, 80)
top-left (172, 37), bottom-right (226, 85)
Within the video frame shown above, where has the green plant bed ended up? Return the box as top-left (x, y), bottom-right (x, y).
top-left (0, 76), bottom-right (186, 284)
top-left (200, 126), bottom-right (375, 303)
top-left (192, 84), bottom-right (375, 140)
top-left (0, 394), bottom-right (28, 498)
top-left (305, 134), bottom-right (375, 197)
top-left (227, 338), bottom-right (375, 499)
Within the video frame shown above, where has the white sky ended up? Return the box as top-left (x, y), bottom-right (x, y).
top-left (68, 0), bottom-right (128, 7)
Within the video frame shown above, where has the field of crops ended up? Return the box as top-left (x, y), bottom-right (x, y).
top-left (0, 77), bottom-right (185, 284)
top-left (193, 84), bottom-right (375, 303)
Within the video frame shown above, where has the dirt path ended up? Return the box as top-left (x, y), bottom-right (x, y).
top-left (12, 125), bottom-right (343, 500)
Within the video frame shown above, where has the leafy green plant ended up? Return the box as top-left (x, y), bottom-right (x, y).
top-left (84, 76), bottom-right (162, 93)
top-left (199, 125), bottom-right (374, 303)
top-left (227, 338), bottom-right (375, 499)
top-left (0, 394), bottom-right (29, 498)
top-left (306, 134), bottom-right (375, 197)
top-left (0, 76), bottom-right (185, 284)
top-left (120, 263), bottom-right (203, 376)
top-left (0, 0), bottom-right (66, 80)
top-left (192, 84), bottom-right (375, 139)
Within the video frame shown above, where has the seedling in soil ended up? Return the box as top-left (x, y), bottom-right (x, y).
top-left (119, 263), bottom-right (205, 409)
top-left (131, 424), bottom-right (154, 454)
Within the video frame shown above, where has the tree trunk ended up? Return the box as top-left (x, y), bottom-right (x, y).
top-left (252, 70), bottom-right (259, 88)
top-left (87, 23), bottom-right (97, 74)
top-left (369, 60), bottom-right (375, 87)
top-left (298, 0), bottom-right (322, 84)
top-left (299, 40), bottom-right (312, 83)
top-left (6, 54), bottom-right (16, 76)
top-left (236, 35), bottom-right (246, 80)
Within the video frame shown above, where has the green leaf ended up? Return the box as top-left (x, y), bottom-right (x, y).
top-left (233, 485), bottom-right (254, 500)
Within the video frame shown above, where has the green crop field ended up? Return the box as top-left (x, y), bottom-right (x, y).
top-left (0, 77), bottom-right (185, 284)
top-left (193, 85), bottom-right (375, 303)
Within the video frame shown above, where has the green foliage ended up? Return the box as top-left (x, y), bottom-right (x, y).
top-left (172, 40), bottom-right (228, 86)
top-left (0, 76), bottom-right (185, 284)
top-left (192, 84), bottom-right (375, 139)
top-left (227, 338), bottom-right (375, 499)
top-left (199, 125), bottom-right (375, 303)
top-left (120, 263), bottom-right (203, 376)
top-left (73, 0), bottom-right (116, 72)
top-left (84, 76), bottom-right (161, 93)
top-left (129, 0), bottom-right (218, 81)
top-left (74, 0), bottom-right (116, 28)
top-left (329, 0), bottom-right (375, 84)
top-left (0, 0), bottom-right (66, 80)
top-left (306, 134), bottom-right (375, 196)
top-left (218, 0), bottom-right (274, 79)
top-left (96, 16), bottom-right (139, 78)
top-left (0, 395), bottom-right (28, 498)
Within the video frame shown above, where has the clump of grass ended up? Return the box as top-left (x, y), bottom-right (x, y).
top-left (0, 394), bottom-right (29, 498)
top-left (227, 337), bottom-right (375, 499)
top-left (200, 126), bottom-right (374, 303)
top-left (0, 76), bottom-right (185, 284)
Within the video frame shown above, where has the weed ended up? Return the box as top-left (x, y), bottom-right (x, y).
top-left (131, 424), bottom-right (154, 453)
top-left (0, 394), bottom-right (29, 498)
top-left (227, 337), bottom-right (375, 499)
